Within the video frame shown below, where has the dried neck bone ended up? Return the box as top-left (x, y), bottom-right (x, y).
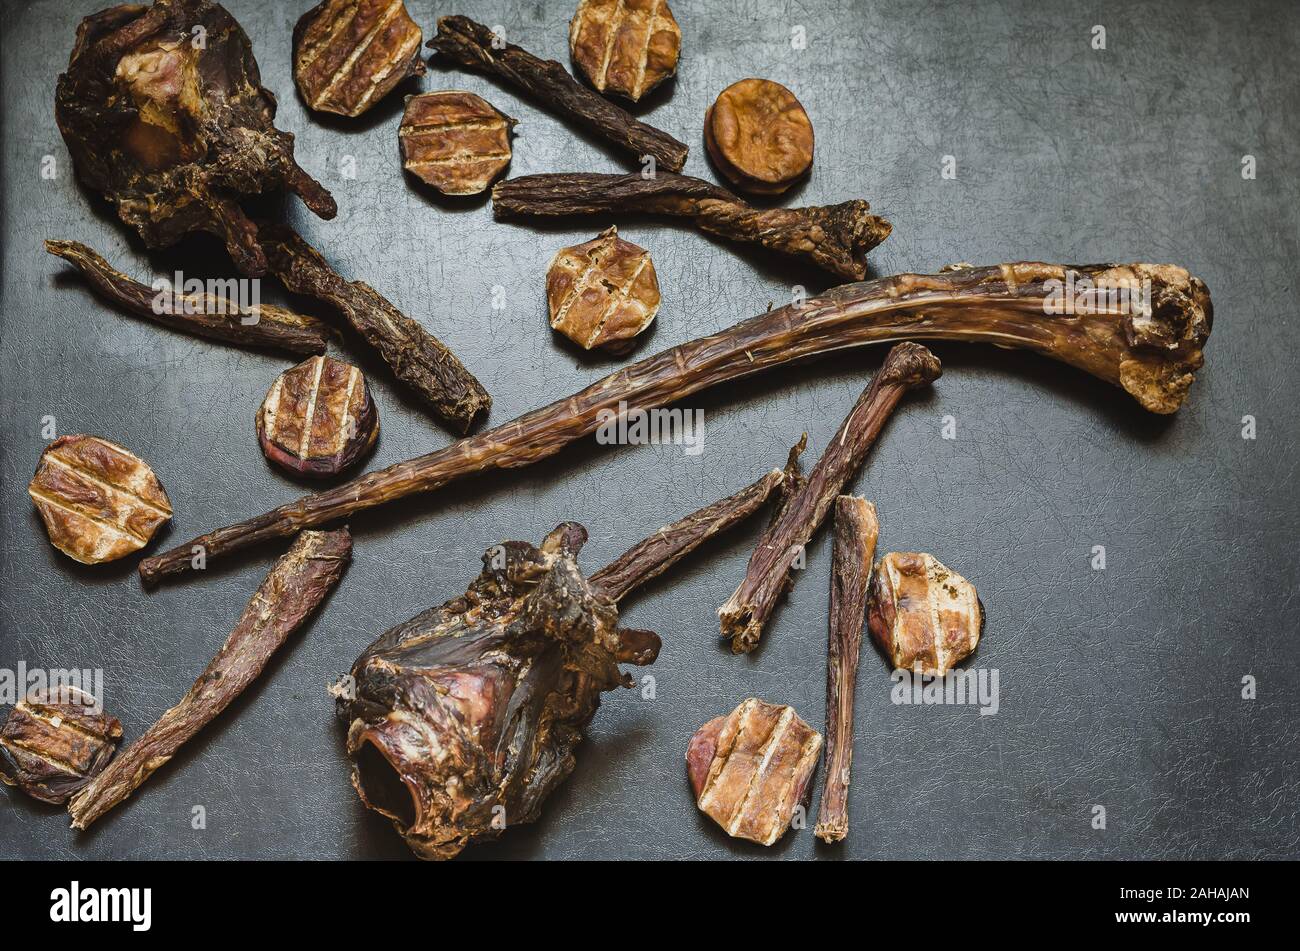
top-left (341, 465), bottom-right (789, 859)
top-left (56, 0), bottom-right (336, 276)
top-left (139, 261), bottom-right (1212, 584)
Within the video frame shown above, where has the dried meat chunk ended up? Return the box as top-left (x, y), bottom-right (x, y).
top-left (867, 552), bottom-right (983, 676)
top-left (687, 697), bottom-right (823, 846)
top-left (0, 688), bottom-right (122, 805)
top-left (29, 435), bottom-right (172, 565)
top-left (546, 226), bottom-right (660, 352)
top-left (293, 0), bottom-right (426, 117)
top-left (705, 78), bottom-right (814, 194)
top-left (55, 0), bottom-right (336, 277)
top-left (569, 0), bottom-right (681, 102)
top-left (399, 91), bottom-right (516, 195)
top-left (257, 355), bottom-right (379, 478)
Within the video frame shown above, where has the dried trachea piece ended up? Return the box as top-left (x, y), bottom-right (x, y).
top-left (705, 79), bottom-right (814, 194)
top-left (30, 435), bottom-right (172, 565)
top-left (340, 462), bottom-right (787, 859)
top-left (814, 497), bottom-right (878, 844)
top-left (494, 172), bottom-right (889, 280)
top-left (547, 227), bottom-right (660, 352)
top-left (257, 224), bottom-right (491, 434)
top-left (399, 91), bottom-right (516, 195)
top-left (867, 552), bottom-right (982, 676)
top-left (569, 0), bottom-right (681, 102)
top-left (68, 528), bottom-right (351, 829)
top-left (139, 262), bottom-right (1213, 584)
top-left (55, 0), bottom-right (336, 276)
top-left (45, 240), bottom-right (329, 358)
top-left (294, 0), bottom-right (425, 117)
top-left (430, 15), bottom-right (688, 172)
top-left (687, 698), bottom-right (823, 846)
top-left (0, 688), bottom-right (122, 805)
top-left (258, 356), bottom-right (379, 478)
top-left (720, 343), bottom-right (941, 654)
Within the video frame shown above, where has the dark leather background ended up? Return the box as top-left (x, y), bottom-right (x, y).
top-left (2, 0), bottom-right (1297, 860)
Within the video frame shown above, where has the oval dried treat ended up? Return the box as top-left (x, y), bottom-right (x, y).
top-left (569, 0), bottom-right (681, 102)
top-left (705, 78), bottom-right (814, 194)
top-left (294, 0), bottom-right (426, 118)
top-left (399, 91), bottom-right (517, 196)
top-left (0, 687), bottom-right (122, 805)
top-left (257, 355), bottom-right (379, 478)
top-left (867, 552), bottom-right (983, 676)
top-left (546, 226), bottom-right (660, 352)
top-left (29, 435), bottom-right (172, 565)
top-left (687, 698), bottom-right (823, 846)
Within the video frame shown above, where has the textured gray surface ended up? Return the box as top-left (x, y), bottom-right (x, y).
top-left (1, 0), bottom-right (1297, 860)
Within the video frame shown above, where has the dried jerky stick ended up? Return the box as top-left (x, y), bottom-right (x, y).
top-left (258, 224), bottom-right (490, 433)
top-left (719, 344), bottom-right (938, 653)
top-left (139, 262), bottom-right (1212, 585)
top-left (493, 172), bottom-right (890, 281)
top-left (814, 496), bottom-right (878, 843)
top-left (429, 15), bottom-right (688, 172)
top-left (589, 466), bottom-right (788, 603)
top-left (45, 240), bottom-right (329, 357)
top-left (68, 528), bottom-right (351, 829)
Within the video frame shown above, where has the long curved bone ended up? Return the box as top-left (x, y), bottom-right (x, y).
top-left (139, 262), bottom-right (1211, 585)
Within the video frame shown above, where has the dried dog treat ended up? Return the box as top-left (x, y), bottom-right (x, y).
top-left (68, 528), bottom-right (351, 829)
top-left (546, 227), bottom-right (660, 351)
top-left (687, 698), bottom-right (823, 846)
top-left (569, 0), bottom-right (681, 102)
top-left (45, 240), bottom-right (329, 358)
top-left (705, 78), bottom-right (814, 194)
top-left (430, 15), bottom-right (688, 172)
top-left (495, 172), bottom-right (889, 280)
top-left (399, 91), bottom-right (516, 195)
top-left (815, 496), bottom-right (878, 844)
top-left (55, 0), bottom-right (336, 277)
top-left (257, 356), bottom-right (379, 478)
top-left (30, 435), bottom-right (172, 565)
top-left (140, 262), bottom-right (1213, 584)
top-left (867, 552), bottom-right (983, 676)
top-left (719, 344), bottom-right (940, 654)
top-left (293, 0), bottom-right (425, 117)
top-left (0, 688), bottom-right (122, 805)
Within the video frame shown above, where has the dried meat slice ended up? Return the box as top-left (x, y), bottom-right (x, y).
top-left (257, 356), bottom-right (379, 478)
top-left (294, 0), bottom-right (426, 117)
top-left (0, 688), bottom-right (122, 805)
top-left (399, 91), bottom-right (516, 195)
top-left (569, 0), bottom-right (681, 102)
top-left (28, 435), bottom-right (172, 564)
top-left (867, 552), bottom-right (983, 676)
top-left (687, 697), bottom-right (823, 846)
top-left (546, 226), bottom-right (660, 352)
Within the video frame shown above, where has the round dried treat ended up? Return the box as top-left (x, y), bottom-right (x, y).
top-left (0, 687), bottom-right (122, 805)
top-left (257, 356), bottom-right (379, 478)
top-left (569, 0), bottom-right (682, 102)
top-left (28, 435), bottom-right (172, 565)
top-left (704, 78), bottom-right (815, 194)
top-left (293, 0), bottom-right (426, 118)
top-left (546, 226), bottom-right (660, 352)
top-left (399, 91), bottom-right (517, 196)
